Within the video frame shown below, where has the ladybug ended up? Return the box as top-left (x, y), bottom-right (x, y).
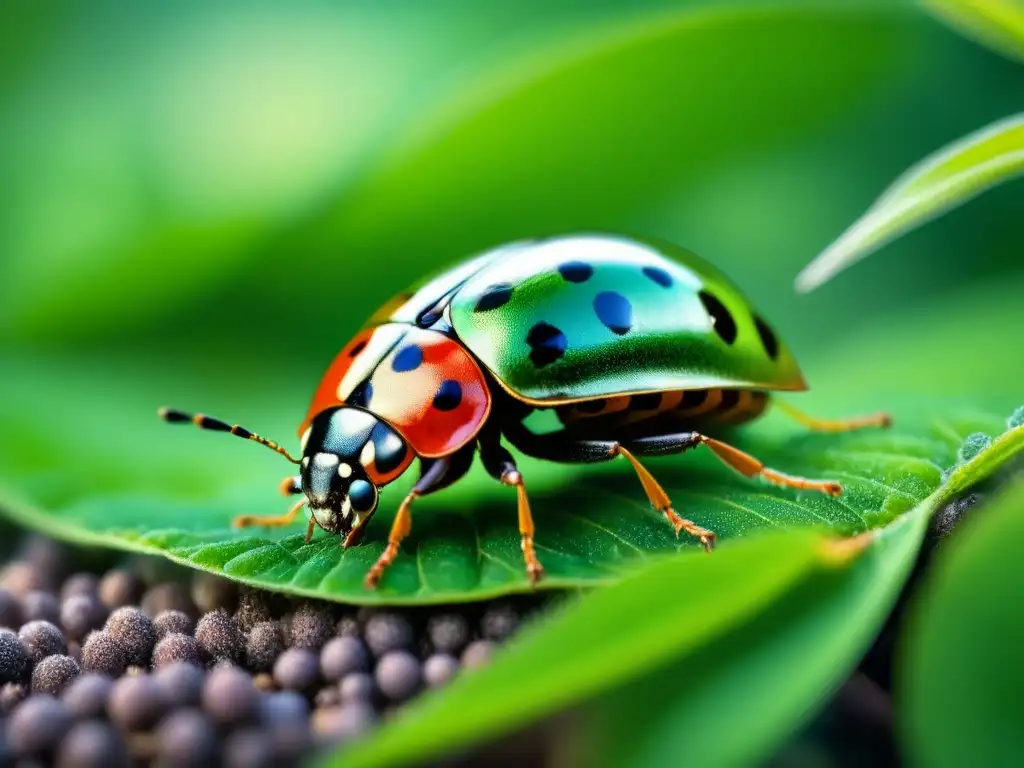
top-left (160, 234), bottom-right (889, 588)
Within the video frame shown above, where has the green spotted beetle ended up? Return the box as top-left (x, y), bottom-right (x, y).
top-left (161, 234), bottom-right (890, 588)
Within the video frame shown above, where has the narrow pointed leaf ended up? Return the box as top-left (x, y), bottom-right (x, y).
top-left (796, 113), bottom-right (1024, 292)
top-left (926, 0), bottom-right (1024, 63)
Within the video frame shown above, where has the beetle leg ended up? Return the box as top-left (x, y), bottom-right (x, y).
top-left (279, 475), bottom-right (302, 495)
top-left (772, 400), bottom-right (892, 433)
top-left (363, 445), bottom-right (476, 589)
top-left (626, 432), bottom-right (843, 497)
top-left (479, 425), bottom-right (545, 586)
top-left (608, 443), bottom-right (716, 551)
top-left (233, 498), bottom-right (306, 529)
top-left (365, 489), bottom-right (417, 588)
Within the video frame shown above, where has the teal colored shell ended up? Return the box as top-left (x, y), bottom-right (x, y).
top-left (443, 234), bottom-right (807, 404)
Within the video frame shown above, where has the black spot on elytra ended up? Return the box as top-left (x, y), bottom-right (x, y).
top-left (370, 422), bottom-right (408, 474)
top-left (557, 261), bottom-right (593, 283)
top-left (631, 393), bottom-right (663, 410)
top-left (391, 345), bottom-right (423, 373)
top-left (348, 339), bottom-right (368, 357)
top-left (576, 398), bottom-right (607, 414)
top-left (348, 380), bottom-right (373, 408)
top-left (642, 266), bottom-right (673, 288)
top-left (474, 283), bottom-right (515, 312)
top-left (681, 390), bottom-right (707, 408)
top-left (417, 308), bottom-right (443, 327)
top-left (433, 380), bottom-right (463, 411)
top-left (593, 291), bottom-right (633, 335)
top-left (526, 322), bottom-right (567, 367)
top-left (698, 291), bottom-right (737, 344)
top-left (719, 390), bottom-right (740, 410)
top-left (753, 314), bottom-right (779, 360)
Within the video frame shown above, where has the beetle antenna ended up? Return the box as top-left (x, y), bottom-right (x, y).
top-left (158, 407), bottom-right (300, 464)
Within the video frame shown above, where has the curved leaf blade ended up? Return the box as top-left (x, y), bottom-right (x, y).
top-left (899, 481), bottom-right (1024, 768)
top-left (0, 350), bottom-right (1004, 605)
top-left (925, 0), bottom-right (1024, 63)
top-left (796, 113), bottom-right (1024, 292)
top-left (1, 338), bottom-right (1019, 605)
top-left (297, 6), bottom-right (907, 293)
top-left (586, 500), bottom-right (927, 768)
top-left (327, 425), bottom-right (1022, 767)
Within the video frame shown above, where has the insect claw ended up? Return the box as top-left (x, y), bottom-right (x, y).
top-left (526, 562), bottom-right (545, 588)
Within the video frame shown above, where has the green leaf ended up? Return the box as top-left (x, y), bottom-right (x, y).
top-left (294, 5), bottom-right (907, 307)
top-left (0, 335), bottom-right (1018, 606)
top-left (925, 0), bottom-right (1024, 63)
top-left (796, 113), bottom-right (1024, 292)
top-left (899, 481), bottom-right (1024, 768)
top-left (583, 499), bottom-right (924, 768)
top-left (327, 425), bottom-right (1022, 768)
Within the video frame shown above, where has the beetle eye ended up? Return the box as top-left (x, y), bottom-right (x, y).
top-left (348, 479), bottom-right (377, 513)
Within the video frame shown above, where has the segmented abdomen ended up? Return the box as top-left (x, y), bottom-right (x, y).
top-left (556, 388), bottom-right (769, 433)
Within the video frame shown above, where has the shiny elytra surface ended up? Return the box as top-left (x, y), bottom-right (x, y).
top-left (447, 235), bottom-right (806, 403)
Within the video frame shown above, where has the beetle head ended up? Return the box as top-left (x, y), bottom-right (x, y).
top-left (299, 406), bottom-right (411, 538)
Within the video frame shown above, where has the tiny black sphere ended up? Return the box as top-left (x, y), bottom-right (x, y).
top-left (55, 720), bottom-right (128, 768)
top-left (154, 661), bottom-right (205, 709)
top-left (274, 648), bottom-right (320, 692)
top-left (61, 594), bottom-right (108, 643)
top-left (62, 673), bottom-right (114, 720)
top-left (0, 628), bottom-right (29, 683)
top-left (195, 608), bottom-right (243, 663)
top-left (97, 570), bottom-right (143, 610)
top-left (19, 620), bottom-right (67, 663)
top-left (375, 650), bottom-right (422, 702)
top-left (247, 620), bottom-right (285, 672)
top-left (104, 607), bottom-right (156, 667)
top-left (426, 613), bottom-right (470, 655)
top-left (81, 631), bottom-right (127, 678)
top-left (31, 654), bottom-right (80, 695)
top-left (289, 603), bottom-right (334, 650)
top-left (153, 609), bottom-right (194, 639)
top-left (364, 612), bottom-right (414, 657)
top-left (107, 674), bottom-right (168, 731)
top-left (203, 664), bottom-right (258, 725)
top-left (156, 709), bottom-right (220, 767)
top-left (22, 590), bottom-right (61, 624)
top-left (8, 694), bottom-right (73, 756)
top-left (153, 632), bottom-right (202, 668)
top-left (320, 636), bottom-right (369, 681)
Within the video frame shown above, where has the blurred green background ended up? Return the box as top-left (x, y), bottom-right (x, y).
top-left (0, 1), bottom-right (1020, 507)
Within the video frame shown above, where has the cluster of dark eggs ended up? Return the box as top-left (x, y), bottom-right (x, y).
top-left (0, 535), bottom-right (539, 767)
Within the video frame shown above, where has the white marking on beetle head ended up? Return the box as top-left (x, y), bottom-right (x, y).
top-left (301, 457), bottom-right (310, 469)
top-left (338, 462), bottom-right (353, 479)
top-left (340, 496), bottom-right (352, 519)
top-left (300, 427), bottom-right (312, 453)
top-left (360, 440), bottom-right (376, 468)
top-left (313, 453), bottom-right (339, 468)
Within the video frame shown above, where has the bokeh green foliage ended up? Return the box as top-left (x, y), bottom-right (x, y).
top-left (1, 2), bottom-right (1023, 766)
top-left (900, 480), bottom-right (1024, 768)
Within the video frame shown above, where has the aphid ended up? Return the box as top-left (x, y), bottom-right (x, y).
top-left (160, 234), bottom-right (890, 588)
